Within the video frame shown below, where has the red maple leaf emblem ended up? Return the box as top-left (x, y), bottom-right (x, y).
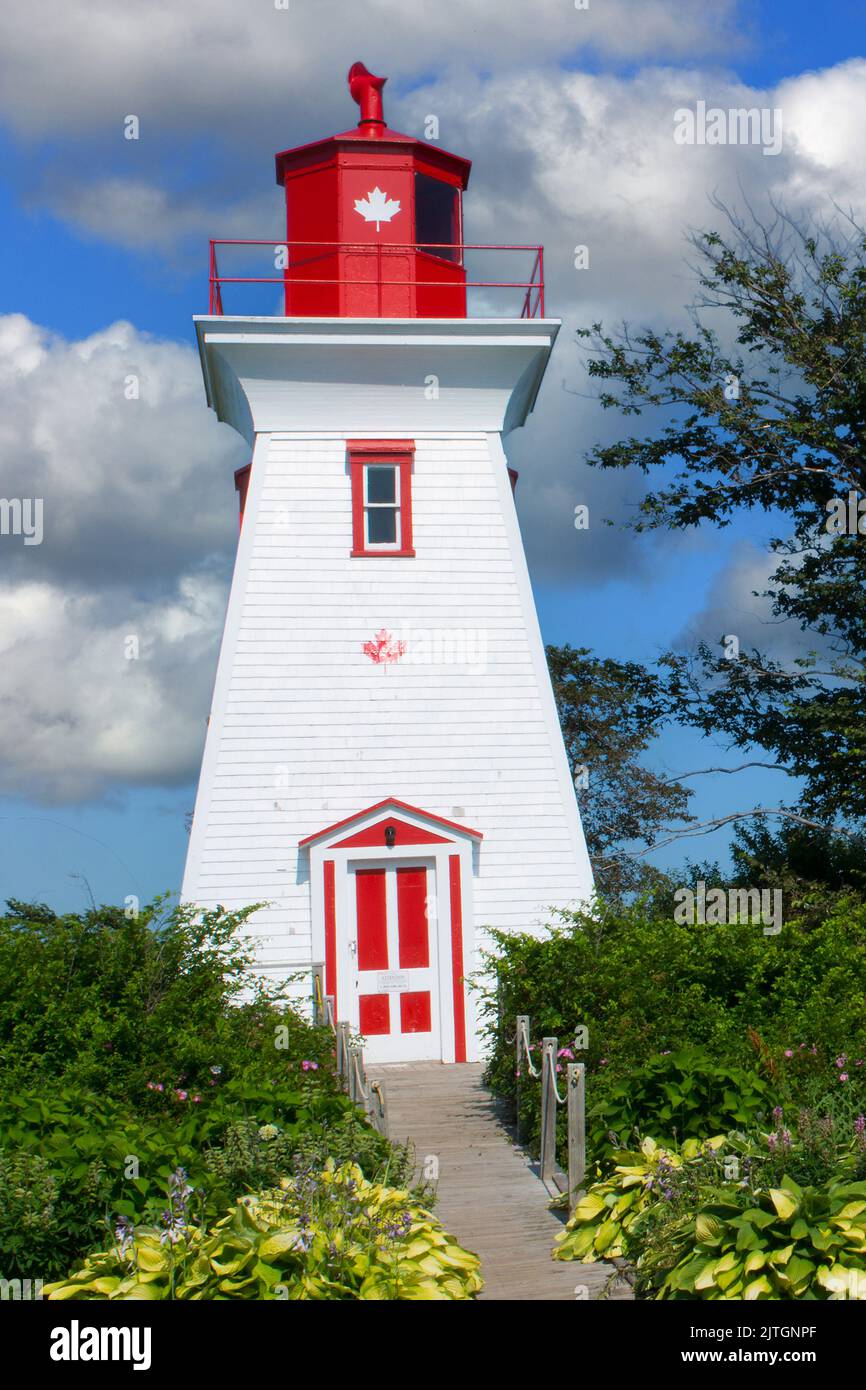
top-left (363, 628), bottom-right (406, 665)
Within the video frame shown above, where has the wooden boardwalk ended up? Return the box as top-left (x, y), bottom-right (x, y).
top-left (368, 1061), bottom-right (630, 1301)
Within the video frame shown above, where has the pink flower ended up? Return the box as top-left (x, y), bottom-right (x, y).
top-left (784, 1049), bottom-right (793, 1058)
top-left (599, 1058), bottom-right (608, 1067)
top-left (156, 1083), bottom-right (164, 1092)
top-left (175, 1089), bottom-right (188, 1101)
top-left (301, 1060), bottom-right (319, 1072)
top-left (840, 1073), bottom-right (849, 1083)
top-left (558, 1047), bottom-right (574, 1060)
top-left (192, 1095), bottom-right (202, 1104)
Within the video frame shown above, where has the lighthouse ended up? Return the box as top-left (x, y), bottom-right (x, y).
top-left (182, 64), bottom-right (593, 1063)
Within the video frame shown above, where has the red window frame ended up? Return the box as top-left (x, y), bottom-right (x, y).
top-left (348, 440), bottom-right (415, 557)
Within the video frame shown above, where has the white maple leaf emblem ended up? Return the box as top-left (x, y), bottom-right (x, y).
top-left (354, 186), bottom-right (401, 231)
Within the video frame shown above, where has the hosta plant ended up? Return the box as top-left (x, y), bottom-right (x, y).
top-left (660, 1174), bottom-right (866, 1300)
top-left (43, 1161), bottom-right (482, 1301)
top-left (553, 1135), bottom-right (727, 1264)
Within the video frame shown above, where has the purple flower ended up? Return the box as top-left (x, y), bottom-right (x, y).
top-left (784, 1049), bottom-right (793, 1058)
top-left (840, 1073), bottom-right (850, 1083)
top-left (301, 1060), bottom-right (319, 1071)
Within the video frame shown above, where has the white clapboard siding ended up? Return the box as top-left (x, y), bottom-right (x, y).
top-left (182, 427), bottom-right (593, 1005)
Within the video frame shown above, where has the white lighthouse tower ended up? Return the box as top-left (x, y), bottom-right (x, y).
top-left (182, 63), bottom-right (593, 1063)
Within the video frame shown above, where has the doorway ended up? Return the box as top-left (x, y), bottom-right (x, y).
top-left (348, 860), bottom-right (440, 1062)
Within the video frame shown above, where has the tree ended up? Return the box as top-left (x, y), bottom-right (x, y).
top-left (546, 644), bottom-right (692, 897)
top-left (577, 200), bottom-right (866, 830)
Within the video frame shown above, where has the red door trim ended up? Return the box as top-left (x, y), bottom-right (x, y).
top-left (448, 854), bottom-right (467, 1063)
top-left (324, 859), bottom-right (337, 1019)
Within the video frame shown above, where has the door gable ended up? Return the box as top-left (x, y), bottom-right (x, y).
top-left (334, 816), bottom-right (449, 848)
top-left (299, 796), bottom-right (483, 850)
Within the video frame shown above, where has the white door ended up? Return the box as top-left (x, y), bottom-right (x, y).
top-left (347, 860), bottom-right (441, 1062)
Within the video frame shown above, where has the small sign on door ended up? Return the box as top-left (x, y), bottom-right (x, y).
top-left (377, 971), bottom-right (410, 993)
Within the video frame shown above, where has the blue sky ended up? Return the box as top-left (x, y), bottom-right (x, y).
top-left (0, 0), bottom-right (863, 911)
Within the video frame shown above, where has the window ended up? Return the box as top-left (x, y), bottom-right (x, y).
top-left (415, 173), bottom-right (459, 263)
top-left (364, 464), bottom-right (399, 546)
top-left (349, 441), bottom-right (415, 557)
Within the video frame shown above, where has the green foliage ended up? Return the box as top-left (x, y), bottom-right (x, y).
top-left (556, 1132), bottom-right (866, 1300)
top-left (0, 1080), bottom-right (393, 1283)
top-left (44, 1161), bottom-right (482, 1301)
top-left (554, 1135), bottom-right (727, 1264)
top-left (0, 896), bottom-right (412, 1288)
top-left (575, 207), bottom-right (866, 824)
top-left (660, 1175), bottom-right (866, 1300)
top-left (588, 1051), bottom-right (770, 1161)
top-left (0, 896), bottom-right (335, 1099)
top-left (484, 896), bottom-right (866, 1163)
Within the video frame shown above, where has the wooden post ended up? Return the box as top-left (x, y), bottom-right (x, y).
top-left (567, 1062), bottom-right (586, 1212)
top-left (347, 1044), bottom-right (361, 1104)
top-left (336, 1021), bottom-right (351, 1080)
top-left (370, 1080), bottom-right (388, 1137)
top-left (311, 962), bottom-right (325, 1026)
top-left (539, 1036), bottom-right (557, 1183)
top-left (515, 1014), bottom-right (530, 1145)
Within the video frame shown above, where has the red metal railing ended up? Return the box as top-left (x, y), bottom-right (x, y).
top-left (207, 239), bottom-right (545, 318)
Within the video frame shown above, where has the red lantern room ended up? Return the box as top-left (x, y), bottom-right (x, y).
top-left (274, 62), bottom-right (471, 317)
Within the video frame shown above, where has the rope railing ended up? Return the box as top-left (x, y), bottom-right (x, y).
top-left (311, 966), bottom-right (389, 1138)
top-left (516, 1016), bottom-right (586, 1212)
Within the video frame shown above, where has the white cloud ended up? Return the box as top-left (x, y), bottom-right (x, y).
top-left (672, 540), bottom-right (830, 666)
top-left (0, 313), bottom-right (245, 801)
top-left (0, 315), bottom-right (245, 589)
top-left (0, 1), bottom-right (741, 138)
top-left (0, 577), bottom-right (222, 802)
top-left (33, 178), bottom-right (277, 255)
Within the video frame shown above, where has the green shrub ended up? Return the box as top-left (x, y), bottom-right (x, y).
top-left (482, 896), bottom-right (866, 1158)
top-left (44, 1161), bottom-right (482, 1301)
top-left (0, 897), bottom-right (334, 1099)
top-left (588, 1049), bottom-right (771, 1162)
top-left (0, 1080), bottom-right (401, 1282)
top-left (660, 1175), bottom-right (866, 1300)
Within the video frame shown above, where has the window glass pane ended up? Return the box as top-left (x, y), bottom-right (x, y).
top-left (415, 173), bottom-right (458, 261)
top-left (366, 465), bottom-right (396, 504)
top-left (367, 507), bottom-right (398, 544)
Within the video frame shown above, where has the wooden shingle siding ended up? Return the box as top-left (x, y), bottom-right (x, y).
top-left (182, 430), bottom-right (592, 1007)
